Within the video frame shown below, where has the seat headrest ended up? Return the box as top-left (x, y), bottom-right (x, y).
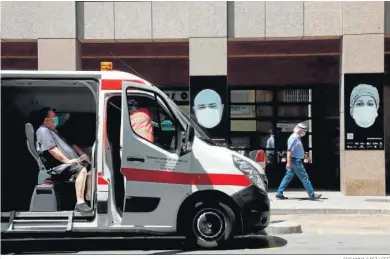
top-left (25, 123), bottom-right (39, 157)
top-left (25, 123), bottom-right (35, 139)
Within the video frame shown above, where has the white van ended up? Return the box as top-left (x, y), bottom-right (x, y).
top-left (1, 65), bottom-right (270, 249)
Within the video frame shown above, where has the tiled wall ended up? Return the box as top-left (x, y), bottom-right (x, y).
top-left (1, 1), bottom-right (387, 41)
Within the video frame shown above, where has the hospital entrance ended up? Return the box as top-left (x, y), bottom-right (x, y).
top-left (384, 82), bottom-right (390, 194)
top-left (228, 85), bottom-right (340, 191)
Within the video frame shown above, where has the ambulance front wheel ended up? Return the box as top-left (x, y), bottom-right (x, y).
top-left (185, 202), bottom-right (235, 249)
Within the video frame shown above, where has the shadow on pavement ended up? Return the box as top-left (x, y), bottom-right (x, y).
top-left (293, 197), bottom-right (328, 202)
top-left (2, 235), bottom-right (288, 255)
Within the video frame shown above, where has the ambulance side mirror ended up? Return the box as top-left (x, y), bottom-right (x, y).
top-left (180, 125), bottom-right (194, 155)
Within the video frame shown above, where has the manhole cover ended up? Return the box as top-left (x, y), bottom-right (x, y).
top-left (365, 198), bottom-right (390, 203)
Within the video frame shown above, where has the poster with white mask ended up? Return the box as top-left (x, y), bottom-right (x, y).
top-left (190, 76), bottom-right (228, 145)
top-left (344, 73), bottom-right (384, 150)
top-left (193, 89), bottom-right (224, 128)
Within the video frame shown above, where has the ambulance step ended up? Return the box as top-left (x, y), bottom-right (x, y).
top-left (7, 211), bottom-right (73, 232)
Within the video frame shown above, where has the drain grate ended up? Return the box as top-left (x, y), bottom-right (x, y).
top-left (365, 198), bottom-right (390, 203)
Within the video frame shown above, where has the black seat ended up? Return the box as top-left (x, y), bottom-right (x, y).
top-left (25, 123), bottom-right (58, 212)
top-left (25, 123), bottom-right (76, 211)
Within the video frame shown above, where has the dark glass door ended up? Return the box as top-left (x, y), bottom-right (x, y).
top-left (228, 85), bottom-right (340, 191)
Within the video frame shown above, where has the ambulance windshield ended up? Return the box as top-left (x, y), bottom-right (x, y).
top-left (168, 99), bottom-right (214, 144)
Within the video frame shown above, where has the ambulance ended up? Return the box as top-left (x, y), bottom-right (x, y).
top-left (0, 63), bottom-right (270, 249)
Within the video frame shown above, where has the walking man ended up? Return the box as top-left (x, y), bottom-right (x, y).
top-left (275, 123), bottom-right (322, 200)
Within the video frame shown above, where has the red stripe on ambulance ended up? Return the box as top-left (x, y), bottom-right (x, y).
top-left (101, 79), bottom-right (145, 90)
top-left (100, 78), bottom-right (146, 185)
top-left (98, 172), bottom-right (109, 185)
top-left (121, 168), bottom-right (251, 186)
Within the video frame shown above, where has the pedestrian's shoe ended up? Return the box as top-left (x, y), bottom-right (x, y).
top-left (309, 194), bottom-right (322, 200)
top-left (75, 202), bottom-right (92, 212)
top-left (276, 194), bottom-right (288, 200)
top-left (85, 200), bottom-right (91, 207)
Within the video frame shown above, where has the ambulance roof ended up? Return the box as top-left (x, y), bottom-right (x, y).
top-left (0, 70), bottom-right (153, 87)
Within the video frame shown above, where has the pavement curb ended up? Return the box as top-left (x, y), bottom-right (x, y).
top-left (264, 220), bottom-right (302, 235)
top-left (271, 208), bottom-right (390, 215)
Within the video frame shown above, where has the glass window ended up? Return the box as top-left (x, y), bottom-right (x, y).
top-left (256, 105), bottom-right (273, 117)
top-left (230, 105), bottom-right (256, 118)
top-left (230, 90), bottom-right (254, 103)
top-left (256, 90), bottom-right (273, 103)
top-left (230, 136), bottom-right (250, 149)
top-left (274, 119), bottom-right (312, 156)
top-left (126, 92), bottom-right (179, 153)
top-left (275, 131), bottom-right (310, 150)
top-left (277, 89), bottom-right (310, 103)
top-left (231, 120), bottom-right (256, 131)
top-left (253, 135), bottom-right (270, 148)
top-left (276, 119), bottom-right (312, 133)
top-left (178, 105), bottom-right (190, 115)
top-left (278, 105), bottom-right (309, 117)
top-left (256, 121), bottom-right (273, 133)
top-left (230, 134), bottom-right (270, 151)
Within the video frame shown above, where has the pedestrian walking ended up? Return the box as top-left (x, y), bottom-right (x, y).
top-left (275, 123), bottom-right (322, 200)
top-left (265, 130), bottom-right (275, 164)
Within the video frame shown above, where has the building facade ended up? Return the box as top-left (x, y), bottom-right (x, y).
top-left (1, 1), bottom-right (390, 195)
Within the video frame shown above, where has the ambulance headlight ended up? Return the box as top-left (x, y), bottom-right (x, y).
top-left (232, 155), bottom-right (265, 191)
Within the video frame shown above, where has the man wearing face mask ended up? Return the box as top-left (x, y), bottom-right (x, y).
top-left (275, 123), bottom-right (322, 200)
top-left (128, 99), bottom-right (154, 143)
top-left (193, 89), bottom-right (224, 129)
top-left (350, 84), bottom-right (379, 128)
top-left (35, 107), bottom-right (92, 212)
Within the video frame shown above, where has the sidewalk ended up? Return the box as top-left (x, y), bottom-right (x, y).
top-left (268, 191), bottom-right (390, 215)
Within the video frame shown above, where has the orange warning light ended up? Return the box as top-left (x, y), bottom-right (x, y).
top-left (101, 62), bottom-right (113, 71)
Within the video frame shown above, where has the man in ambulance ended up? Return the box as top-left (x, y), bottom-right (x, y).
top-left (128, 99), bottom-right (155, 143)
top-left (35, 107), bottom-right (92, 212)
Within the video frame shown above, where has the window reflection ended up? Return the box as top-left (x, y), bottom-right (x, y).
top-left (256, 121), bottom-right (273, 133)
top-left (230, 90), bottom-right (255, 103)
top-left (256, 90), bottom-right (273, 102)
top-left (230, 105), bottom-right (256, 118)
top-left (278, 105), bottom-right (308, 117)
top-left (231, 120), bottom-right (256, 131)
top-left (277, 89), bottom-right (310, 103)
top-left (231, 136), bottom-right (250, 149)
top-left (228, 88), bottom-right (314, 164)
top-left (256, 105), bottom-right (273, 117)
top-left (178, 105), bottom-right (190, 115)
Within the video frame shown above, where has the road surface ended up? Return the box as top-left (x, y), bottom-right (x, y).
top-left (3, 214), bottom-right (390, 255)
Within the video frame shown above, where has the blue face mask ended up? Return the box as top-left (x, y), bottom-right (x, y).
top-left (53, 113), bottom-right (71, 128)
top-left (53, 116), bottom-right (59, 127)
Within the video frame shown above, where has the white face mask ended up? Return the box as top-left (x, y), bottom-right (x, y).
top-left (294, 126), bottom-right (306, 137)
top-left (352, 106), bottom-right (378, 128)
top-left (195, 108), bottom-right (221, 128)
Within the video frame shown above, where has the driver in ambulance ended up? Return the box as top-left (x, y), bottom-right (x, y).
top-left (128, 99), bottom-right (155, 143)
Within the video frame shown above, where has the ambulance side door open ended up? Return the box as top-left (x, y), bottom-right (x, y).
top-left (120, 82), bottom-right (191, 231)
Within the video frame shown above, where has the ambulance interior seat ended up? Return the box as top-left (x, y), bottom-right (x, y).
top-left (25, 123), bottom-right (75, 212)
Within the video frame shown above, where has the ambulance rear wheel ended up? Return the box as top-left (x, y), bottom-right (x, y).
top-left (185, 202), bottom-right (235, 249)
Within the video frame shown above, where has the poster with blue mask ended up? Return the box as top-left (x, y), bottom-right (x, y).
top-left (344, 73), bottom-right (384, 150)
top-left (190, 76), bottom-right (228, 146)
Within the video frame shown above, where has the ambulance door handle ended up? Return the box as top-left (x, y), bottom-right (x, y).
top-left (127, 156), bottom-right (145, 162)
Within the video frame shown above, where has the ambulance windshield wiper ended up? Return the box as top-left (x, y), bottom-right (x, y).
top-left (198, 136), bottom-right (216, 146)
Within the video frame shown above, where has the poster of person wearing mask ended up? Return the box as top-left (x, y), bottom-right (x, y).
top-left (344, 73), bottom-right (384, 150)
top-left (190, 76), bottom-right (228, 146)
